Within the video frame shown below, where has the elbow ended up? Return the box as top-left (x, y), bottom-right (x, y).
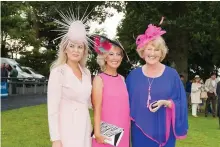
top-left (93, 103), bottom-right (102, 120)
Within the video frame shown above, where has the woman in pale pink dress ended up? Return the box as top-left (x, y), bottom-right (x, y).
top-left (91, 35), bottom-right (130, 147)
top-left (47, 11), bottom-right (92, 147)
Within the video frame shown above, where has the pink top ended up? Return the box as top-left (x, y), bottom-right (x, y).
top-left (92, 73), bottom-right (130, 147)
top-left (99, 73), bottom-right (130, 125)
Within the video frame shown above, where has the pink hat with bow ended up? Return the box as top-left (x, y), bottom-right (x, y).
top-left (136, 17), bottom-right (166, 49)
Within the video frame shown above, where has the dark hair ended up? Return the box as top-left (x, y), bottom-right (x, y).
top-left (180, 74), bottom-right (184, 78)
top-left (210, 72), bottom-right (217, 76)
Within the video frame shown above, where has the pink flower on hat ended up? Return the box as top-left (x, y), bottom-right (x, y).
top-left (136, 24), bottom-right (166, 49)
top-left (94, 36), bottom-right (112, 54)
top-left (101, 40), bottom-right (112, 51)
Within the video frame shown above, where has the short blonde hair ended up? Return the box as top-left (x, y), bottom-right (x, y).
top-left (50, 36), bottom-right (89, 70)
top-left (96, 45), bottom-right (124, 71)
top-left (137, 36), bottom-right (168, 62)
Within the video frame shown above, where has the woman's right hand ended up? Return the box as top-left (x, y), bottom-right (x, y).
top-left (95, 134), bottom-right (110, 144)
top-left (52, 140), bottom-right (62, 147)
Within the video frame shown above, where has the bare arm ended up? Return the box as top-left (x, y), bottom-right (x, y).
top-left (92, 75), bottom-right (103, 136)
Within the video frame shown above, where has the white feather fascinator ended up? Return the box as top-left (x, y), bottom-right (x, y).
top-left (53, 7), bottom-right (94, 46)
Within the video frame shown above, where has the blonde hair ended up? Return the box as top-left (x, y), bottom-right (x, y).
top-left (193, 77), bottom-right (201, 83)
top-left (50, 36), bottom-right (89, 71)
top-left (137, 36), bottom-right (168, 62)
top-left (96, 45), bottom-right (124, 71)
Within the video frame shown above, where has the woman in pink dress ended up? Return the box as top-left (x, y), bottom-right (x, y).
top-left (91, 35), bottom-right (130, 147)
top-left (47, 11), bottom-right (92, 147)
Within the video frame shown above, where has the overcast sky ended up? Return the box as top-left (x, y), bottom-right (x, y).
top-left (89, 8), bottom-right (124, 39)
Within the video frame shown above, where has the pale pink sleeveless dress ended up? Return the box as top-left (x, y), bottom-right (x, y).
top-left (92, 73), bottom-right (130, 147)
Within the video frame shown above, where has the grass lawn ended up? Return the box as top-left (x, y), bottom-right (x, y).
top-left (1, 104), bottom-right (220, 147)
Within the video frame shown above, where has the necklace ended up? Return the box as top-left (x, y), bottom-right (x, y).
top-left (147, 77), bottom-right (154, 108)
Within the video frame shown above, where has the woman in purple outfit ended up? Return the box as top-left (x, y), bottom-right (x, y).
top-left (126, 18), bottom-right (188, 147)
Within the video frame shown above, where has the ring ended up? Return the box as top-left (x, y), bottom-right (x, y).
top-left (104, 139), bottom-right (107, 143)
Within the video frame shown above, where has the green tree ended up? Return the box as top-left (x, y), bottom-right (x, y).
top-left (1, 1), bottom-right (38, 57)
top-left (2, 1), bottom-right (124, 75)
top-left (117, 1), bottom-right (220, 79)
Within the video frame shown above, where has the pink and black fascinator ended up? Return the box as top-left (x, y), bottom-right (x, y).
top-left (90, 34), bottom-right (130, 61)
top-left (136, 17), bottom-right (166, 49)
top-left (93, 35), bottom-right (113, 54)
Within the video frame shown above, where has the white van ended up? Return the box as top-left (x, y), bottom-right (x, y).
top-left (1, 57), bottom-right (34, 81)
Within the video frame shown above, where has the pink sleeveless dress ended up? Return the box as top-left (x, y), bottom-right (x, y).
top-left (92, 73), bottom-right (130, 147)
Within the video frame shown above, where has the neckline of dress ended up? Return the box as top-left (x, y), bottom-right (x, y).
top-left (102, 72), bottom-right (119, 77)
top-left (141, 65), bottom-right (166, 79)
top-left (64, 63), bottom-right (84, 83)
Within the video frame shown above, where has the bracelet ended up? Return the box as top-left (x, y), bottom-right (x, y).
top-left (163, 101), bottom-right (168, 107)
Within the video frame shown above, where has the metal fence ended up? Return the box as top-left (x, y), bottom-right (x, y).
top-left (1, 77), bottom-right (48, 96)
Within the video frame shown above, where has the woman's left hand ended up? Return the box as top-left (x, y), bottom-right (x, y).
top-left (149, 100), bottom-right (171, 112)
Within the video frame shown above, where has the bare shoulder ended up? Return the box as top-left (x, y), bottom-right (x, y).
top-left (93, 75), bottom-right (103, 85)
